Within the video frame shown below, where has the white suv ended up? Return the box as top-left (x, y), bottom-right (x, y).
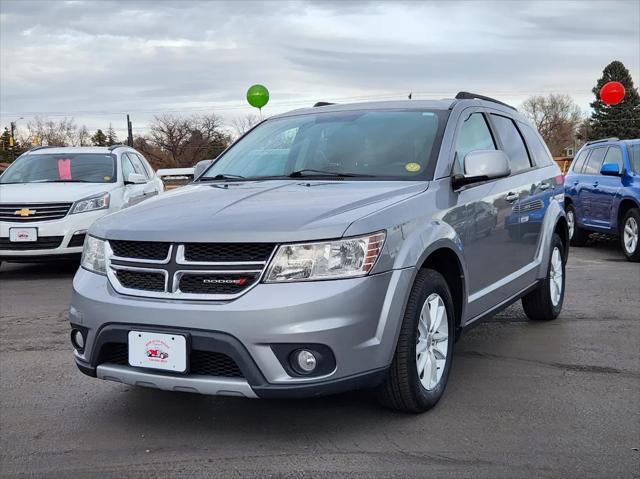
top-left (0, 145), bottom-right (164, 266)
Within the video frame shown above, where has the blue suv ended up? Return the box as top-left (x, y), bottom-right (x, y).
top-left (564, 138), bottom-right (640, 261)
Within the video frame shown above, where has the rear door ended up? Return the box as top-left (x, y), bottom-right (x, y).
top-left (565, 148), bottom-right (591, 226)
top-left (591, 146), bottom-right (623, 230)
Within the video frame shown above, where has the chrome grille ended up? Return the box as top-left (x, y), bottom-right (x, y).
top-left (106, 240), bottom-right (275, 300)
top-left (0, 202), bottom-right (73, 222)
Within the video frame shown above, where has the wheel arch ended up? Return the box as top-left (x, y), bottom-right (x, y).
top-left (417, 244), bottom-right (466, 339)
top-left (617, 198), bottom-right (639, 231)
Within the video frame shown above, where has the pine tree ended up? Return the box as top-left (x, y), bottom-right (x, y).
top-left (588, 60), bottom-right (640, 140)
top-left (91, 129), bottom-right (107, 146)
top-left (106, 124), bottom-right (119, 146)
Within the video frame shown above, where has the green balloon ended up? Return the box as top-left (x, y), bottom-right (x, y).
top-left (247, 84), bottom-right (269, 109)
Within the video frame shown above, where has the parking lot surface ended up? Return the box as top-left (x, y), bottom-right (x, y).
top-left (1, 240), bottom-right (638, 478)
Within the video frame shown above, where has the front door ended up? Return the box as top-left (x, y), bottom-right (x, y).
top-left (591, 146), bottom-right (623, 229)
top-left (444, 110), bottom-right (523, 319)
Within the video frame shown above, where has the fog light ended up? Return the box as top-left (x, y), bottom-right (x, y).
top-left (71, 329), bottom-right (84, 350)
top-left (294, 349), bottom-right (317, 373)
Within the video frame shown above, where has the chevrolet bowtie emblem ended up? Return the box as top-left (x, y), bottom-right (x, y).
top-left (15, 208), bottom-right (36, 217)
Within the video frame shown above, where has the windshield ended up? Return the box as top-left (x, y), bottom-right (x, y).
top-left (201, 110), bottom-right (447, 181)
top-left (0, 153), bottom-right (117, 184)
top-left (629, 143), bottom-right (640, 174)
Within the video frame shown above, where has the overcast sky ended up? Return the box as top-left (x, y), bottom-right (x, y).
top-left (1, 0), bottom-right (639, 137)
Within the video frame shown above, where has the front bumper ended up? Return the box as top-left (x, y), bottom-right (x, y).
top-left (0, 209), bottom-right (108, 260)
top-left (70, 266), bottom-right (415, 398)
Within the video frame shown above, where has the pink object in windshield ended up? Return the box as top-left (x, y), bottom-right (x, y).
top-left (57, 159), bottom-right (72, 180)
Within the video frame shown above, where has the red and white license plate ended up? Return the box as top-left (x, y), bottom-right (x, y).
top-left (9, 227), bottom-right (38, 242)
top-left (128, 331), bottom-right (187, 373)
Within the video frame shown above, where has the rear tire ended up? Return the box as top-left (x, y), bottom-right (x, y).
top-left (376, 269), bottom-right (455, 413)
top-left (566, 204), bottom-right (589, 246)
top-left (620, 208), bottom-right (640, 262)
top-left (522, 233), bottom-right (565, 321)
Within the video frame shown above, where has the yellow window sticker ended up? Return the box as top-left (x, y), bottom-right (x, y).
top-left (405, 163), bottom-right (421, 172)
top-left (104, 176), bottom-right (111, 181)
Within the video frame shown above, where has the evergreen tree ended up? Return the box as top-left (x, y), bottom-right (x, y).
top-left (588, 60), bottom-right (640, 140)
top-left (106, 124), bottom-right (119, 146)
top-left (91, 129), bottom-right (107, 146)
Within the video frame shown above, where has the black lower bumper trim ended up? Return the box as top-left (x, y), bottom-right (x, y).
top-left (75, 358), bottom-right (96, 377)
top-left (252, 367), bottom-right (388, 399)
top-left (1, 253), bottom-right (81, 263)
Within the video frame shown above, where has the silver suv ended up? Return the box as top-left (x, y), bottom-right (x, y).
top-left (70, 93), bottom-right (568, 412)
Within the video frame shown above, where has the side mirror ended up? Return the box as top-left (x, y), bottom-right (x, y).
top-left (600, 162), bottom-right (621, 176)
top-left (194, 159), bottom-right (213, 178)
top-left (125, 172), bottom-right (147, 185)
top-left (452, 150), bottom-right (511, 188)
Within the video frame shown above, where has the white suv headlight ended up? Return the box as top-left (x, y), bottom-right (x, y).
top-left (81, 236), bottom-right (107, 274)
top-left (71, 192), bottom-right (110, 214)
top-left (264, 232), bottom-right (386, 283)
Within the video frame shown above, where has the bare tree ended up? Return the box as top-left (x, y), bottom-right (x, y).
top-left (231, 114), bottom-right (261, 138)
top-left (26, 116), bottom-right (77, 146)
top-left (76, 125), bottom-right (91, 146)
top-left (521, 94), bottom-right (583, 156)
top-left (138, 113), bottom-right (231, 168)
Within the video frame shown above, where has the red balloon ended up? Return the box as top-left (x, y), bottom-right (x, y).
top-left (600, 81), bottom-right (626, 105)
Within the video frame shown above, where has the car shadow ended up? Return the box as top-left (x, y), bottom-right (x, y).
top-left (0, 260), bottom-right (80, 279)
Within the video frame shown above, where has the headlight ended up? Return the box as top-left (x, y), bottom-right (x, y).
top-left (81, 236), bottom-right (107, 274)
top-left (264, 232), bottom-right (385, 282)
top-left (71, 192), bottom-right (110, 214)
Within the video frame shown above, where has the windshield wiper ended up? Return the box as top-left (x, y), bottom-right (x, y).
top-left (288, 169), bottom-right (374, 178)
top-left (34, 179), bottom-right (94, 183)
top-left (198, 174), bottom-right (246, 181)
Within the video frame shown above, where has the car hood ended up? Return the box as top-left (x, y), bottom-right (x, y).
top-left (92, 180), bottom-right (428, 242)
top-left (0, 182), bottom-right (118, 203)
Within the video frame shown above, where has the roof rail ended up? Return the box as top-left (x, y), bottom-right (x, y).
top-left (584, 137), bottom-right (619, 146)
top-left (454, 91), bottom-right (517, 111)
top-left (25, 145), bottom-right (55, 153)
top-left (313, 102), bottom-right (335, 107)
top-left (108, 144), bottom-right (127, 151)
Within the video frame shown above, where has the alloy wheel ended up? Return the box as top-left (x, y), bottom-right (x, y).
top-left (416, 293), bottom-right (449, 391)
top-left (549, 246), bottom-right (563, 307)
top-left (567, 210), bottom-right (575, 239)
top-left (624, 216), bottom-right (638, 254)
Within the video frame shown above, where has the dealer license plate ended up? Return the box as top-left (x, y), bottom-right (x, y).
top-left (9, 227), bottom-right (38, 242)
top-left (128, 331), bottom-right (187, 373)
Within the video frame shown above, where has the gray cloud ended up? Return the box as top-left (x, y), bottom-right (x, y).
top-left (1, 0), bottom-right (638, 135)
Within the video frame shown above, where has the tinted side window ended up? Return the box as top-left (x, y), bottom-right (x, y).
top-left (604, 146), bottom-right (623, 172)
top-left (126, 153), bottom-right (149, 179)
top-left (490, 114), bottom-right (532, 173)
top-left (583, 147), bottom-right (607, 174)
top-left (131, 152), bottom-right (154, 178)
top-left (454, 113), bottom-right (496, 174)
top-left (520, 123), bottom-right (553, 166)
top-left (572, 149), bottom-right (590, 173)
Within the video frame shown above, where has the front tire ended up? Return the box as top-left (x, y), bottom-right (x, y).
top-left (377, 269), bottom-right (455, 413)
top-left (620, 208), bottom-right (640, 262)
top-left (522, 233), bottom-right (566, 321)
top-left (566, 204), bottom-right (589, 246)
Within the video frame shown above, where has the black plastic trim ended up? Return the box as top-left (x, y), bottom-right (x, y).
top-left (270, 343), bottom-right (336, 377)
top-left (253, 367), bottom-right (388, 398)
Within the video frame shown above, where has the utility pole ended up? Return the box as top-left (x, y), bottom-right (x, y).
top-left (10, 121), bottom-right (16, 162)
top-left (127, 114), bottom-right (133, 147)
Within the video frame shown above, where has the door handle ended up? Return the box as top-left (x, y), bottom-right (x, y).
top-left (538, 183), bottom-right (550, 191)
top-left (592, 182), bottom-right (599, 188)
top-left (505, 192), bottom-right (520, 203)
top-left (573, 181), bottom-right (579, 186)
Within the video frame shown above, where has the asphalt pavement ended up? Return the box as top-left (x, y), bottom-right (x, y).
top-left (0, 239), bottom-right (638, 478)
